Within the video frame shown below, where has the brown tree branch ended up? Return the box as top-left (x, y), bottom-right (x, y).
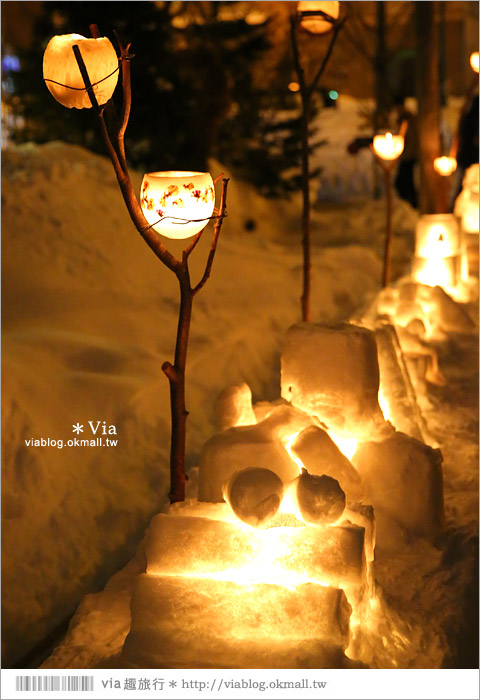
top-left (192, 178), bottom-right (229, 296)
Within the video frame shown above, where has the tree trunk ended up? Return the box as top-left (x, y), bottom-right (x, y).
top-left (415, 1), bottom-right (443, 214)
top-left (162, 272), bottom-right (192, 504)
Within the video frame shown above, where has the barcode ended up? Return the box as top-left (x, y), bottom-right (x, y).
top-left (15, 676), bottom-right (94, 692)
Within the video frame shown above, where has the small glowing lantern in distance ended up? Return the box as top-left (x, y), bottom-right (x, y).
top-left (297, 1), bottom-right (340, 34)
top-left (470, 51), bottom-right (479, 73)
top-left (413, 214), bottom-right (462, 289)
top-left (433, 156), bottom-right (457, 177)
top-left (43, 34), bottom-right (118, 109)
top-left (141, 171), bottom-right (215, 240)
top-left (372, 132), bottom-right (405, 161)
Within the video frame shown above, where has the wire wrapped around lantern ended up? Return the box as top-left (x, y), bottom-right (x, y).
top-left (43, 34), bottom-right (119, 109)
top-left (297, 1), bottom-right (340, 34)
top-left (140, 172), bottom-right (215, 240)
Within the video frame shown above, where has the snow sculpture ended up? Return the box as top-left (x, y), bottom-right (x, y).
top-left (215, 383), bottom-right (257, 431)
top-left (281, 322), bottom-right (387, 439)
top-left (198, 407), bottom-right (309, 502)
top-left (122, 499), bottom-right (375, 669)
top-left (222, 467), bottom-right (284, 527)
top-left (352, 432), bottom-right (444, 537)
top-left (291, 426), bottom-right (364, 501)
top-left (454, 164), bottom-right (479, 277)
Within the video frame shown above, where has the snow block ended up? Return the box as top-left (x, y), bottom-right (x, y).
top-left (198, 422), bottom-right (298, 503)
top-left (215, 383), bottom-right (257, 431)
top-left (281, 322), bottom-right (385, 438)
top-left (291, 426), bottom-right (364, 501)
top-left (122, 574), bottom-right (351, 668)
top-left (352, 432), bottom-right (444, 537)
top-left (146, 513), bottom-right (366, 588)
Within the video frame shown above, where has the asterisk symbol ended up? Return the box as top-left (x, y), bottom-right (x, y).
top-left (72, 423), bottom-right (83, 434)
top-left (169, 681), bottom-right (177, 688)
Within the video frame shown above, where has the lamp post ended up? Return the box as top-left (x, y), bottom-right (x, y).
top-left (43, 26), bottom-right (229, 504)
top-left (372, 132), bottom-right (405, 288)
top-left (290, 2), bottom-right (345, 322)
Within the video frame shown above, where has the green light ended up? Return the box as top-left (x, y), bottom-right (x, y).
top-left (328, 90), bottom-right (338, 100)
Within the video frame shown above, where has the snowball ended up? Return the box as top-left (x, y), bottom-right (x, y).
top-left (287, 469), bottom-right (346, 525)
top-left (146, 511), bottom-right (367, 588)
top-left (215, 383), bottom-right (256, 431)
top-left (198, 422), bottom-right (298, 502)
top-left (122, 574), bottom-right (352, 668)
top-left (291, 426), bottom-right (364, 502)
top-left (222, 467), bottom-right (284, 527)
top-left (281, 322), bottom-right (385, 438)
top-left (352, 432), bottom-right (444, 537)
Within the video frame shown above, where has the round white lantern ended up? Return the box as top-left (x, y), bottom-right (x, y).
top-left (470, 51), bottom-right (479, 74)
top-left (372, 131), bottom-right (405, 161)
top-left (140, 171), bottom-right (215, 240)
top-left (433, 156), bottom-right (457, 177)
top-left (297, 1), bottom-right (340, 34)
top-left (43, 34), bottom-right (119, 109)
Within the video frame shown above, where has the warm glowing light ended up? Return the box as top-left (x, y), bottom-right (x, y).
top-left (378, 389), bottom-right (390, 422)
top-left (413, 256), bottom-right (457, 290)
top-left (43, 34), bottom-right (119, 109)
top-left (434, 156), bottom-right (457, 177)
top-left (297, 1), bottom-right (340, 34)
top-left (288, 81), bottom-right (300, 92)
top-left (327, 431), bottom-right (358, 460)
top-left (140, 171), bottom-right (215, 239)
top-left (470, 51), bottom-right (479, 73)
top-left (283, 433), bottom-right (306, 473)
top-left (372, 132), bottom-right (405, 161)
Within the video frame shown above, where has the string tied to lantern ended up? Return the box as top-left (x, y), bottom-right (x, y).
top-left (44, 64), bottom-right (120, 91)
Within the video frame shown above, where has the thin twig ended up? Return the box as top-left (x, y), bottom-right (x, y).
top-left (192, 179), bottom-right (229, 296)
top-left (113, 29), bottom-right (132, 173)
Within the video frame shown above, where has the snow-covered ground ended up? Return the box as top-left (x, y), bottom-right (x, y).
top-left (2, 94), bottom-right (475, 669)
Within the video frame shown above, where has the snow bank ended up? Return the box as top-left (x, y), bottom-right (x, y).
top-left (2, 141), bottom-right (383, 665)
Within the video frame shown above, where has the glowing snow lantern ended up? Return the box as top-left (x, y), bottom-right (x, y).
top-left (412, 214), bottom-right (463, 289)
top-left (372, 131), bottom-right (405, 161)
top-left (433, 156), bottom-right (457, 177)
top-left (140, 171), bottom-right (215, 240)
top-left (297, 1), bottom-right (340, 34)
top-left (43, 34), bottom-right (119, 109)
top-left (470, 51), bottom-right (479, 73)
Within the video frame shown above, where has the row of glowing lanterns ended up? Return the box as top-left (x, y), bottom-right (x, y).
top-left (42, 10), bottom-right (478, 244)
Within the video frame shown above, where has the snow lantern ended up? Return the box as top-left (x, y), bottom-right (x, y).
top-left (433, 156), bottom-right (457, 177)
top-left (454, 164), bottom-right (479, 277)
top-left (140, 171), bottom-right (215, 240)
top-left (297, 1), bottom-right (340, 34)
top-left (286, 469), bottom-right (346, 525)
top-left (372, 132), bottom-right (404, 161)
top-left (412, 214), bottom-right (463, 289)
top-left (43, 34), bottom-right (119, 109)
top-left (470, 51), bottom-right (479, 73)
